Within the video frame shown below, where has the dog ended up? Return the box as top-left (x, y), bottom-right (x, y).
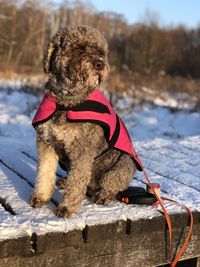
top-left (29, 25), bottom-right (141, 218)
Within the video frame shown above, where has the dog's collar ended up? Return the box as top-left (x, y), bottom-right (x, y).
top-left (56, 104), bottom-right (69, 111)
top-left (49, 88), bottom-right (93, 102)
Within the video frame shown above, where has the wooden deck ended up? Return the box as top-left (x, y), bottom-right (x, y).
top-left (0, 136), bottom-right (200, 267)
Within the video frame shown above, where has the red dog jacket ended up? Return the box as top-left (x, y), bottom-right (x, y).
top-left (32, 89), bottom-right (142, 171)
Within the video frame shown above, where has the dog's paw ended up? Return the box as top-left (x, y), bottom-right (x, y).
top-left (56, 177), bottom-right (68, 189)
top-left (94, 191), bottom-right (116, 205)
top-left (29, 192), bottom-right (48, 208)
top-left (56, 205), bottom-right (76, 218)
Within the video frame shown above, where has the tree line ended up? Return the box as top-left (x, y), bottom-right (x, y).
top-left (1, 0), bottom-right (200, 86)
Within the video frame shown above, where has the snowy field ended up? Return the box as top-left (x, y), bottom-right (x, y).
top-left (0, 80), bottom-right (200, 240)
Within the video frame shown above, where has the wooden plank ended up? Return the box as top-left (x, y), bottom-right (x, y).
top-left (142, 146), bottom-right (200, 177)
top-left (0, 162), bottom-right (79, 258)
top-left (0, 236), bottom-right (31, 260)
top-left (0, 164), bottom-right (32, 258)
top-left (0, 203), bottom-right (21, 243)
top-left (0, 163), bottom-right (59, 243)
top-left (140, 155), bottom-right (200, 191)
top-left (0, 213), bottom-right (199, 266)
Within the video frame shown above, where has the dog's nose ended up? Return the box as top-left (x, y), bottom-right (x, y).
top-left (93, 58), bottom-right (105, 71)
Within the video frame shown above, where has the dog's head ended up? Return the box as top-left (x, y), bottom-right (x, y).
top-left (44, 25), bottom-right (110, 106)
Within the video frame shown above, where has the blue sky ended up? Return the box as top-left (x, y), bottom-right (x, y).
top-left (53, 0), bottom-right (200, 28)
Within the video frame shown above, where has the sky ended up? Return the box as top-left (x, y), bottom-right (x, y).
top-left (53, 0), bottom-right (200, 28)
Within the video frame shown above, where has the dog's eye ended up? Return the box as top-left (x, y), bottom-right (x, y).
top-left (99, 50), bottom-right (105, 56)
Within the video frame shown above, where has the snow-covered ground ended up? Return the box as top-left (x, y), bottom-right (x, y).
top-left (0, 81), bottom-right (200, 240)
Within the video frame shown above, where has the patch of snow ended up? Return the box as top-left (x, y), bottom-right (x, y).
top-left (124, 104), bottom-right (200, 141)
top-left (172, 112), bottom-right (200, 137)
top-left (154, 95), bottom-right (178, 108)
top-left (0, 90), bottom-right (38, 138)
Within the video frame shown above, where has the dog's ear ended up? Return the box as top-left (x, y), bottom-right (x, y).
top-left (43, 33), bottom-right (61, 74)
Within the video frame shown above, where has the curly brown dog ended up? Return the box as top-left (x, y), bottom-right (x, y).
top-left (29, 25), bottom-right (138, 218)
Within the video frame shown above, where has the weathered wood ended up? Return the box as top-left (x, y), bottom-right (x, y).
top-left (0, 236), bottom-right (31, 259)
top-left (0, 212), bottom-right (199, 267)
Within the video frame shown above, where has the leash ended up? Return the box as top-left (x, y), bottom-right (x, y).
top-left (154, 196), bottom-right (194, 267)
top-left (133, 152), bottom-right (194, 267)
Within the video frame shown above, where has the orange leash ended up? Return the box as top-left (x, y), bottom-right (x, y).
top-left (135, 155), bottom-right (194, 267)
top-left (142, 167), bottom-right (173, 263)
top-left (160, 197), bottom-right (194, 267)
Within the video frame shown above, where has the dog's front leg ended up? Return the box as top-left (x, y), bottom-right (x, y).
top-left (56, 150), bottom-right (93, 218)
top-left (29, 138), bottom-right (58, 207)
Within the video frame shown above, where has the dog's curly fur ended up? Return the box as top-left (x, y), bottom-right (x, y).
top-left (29, 25), bottom-right (136, 217)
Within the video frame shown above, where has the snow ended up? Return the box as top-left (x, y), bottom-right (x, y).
top-left (123, 104), bottom-right (200, 140)
top-left (0, 81), bottom-right (200, 240)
